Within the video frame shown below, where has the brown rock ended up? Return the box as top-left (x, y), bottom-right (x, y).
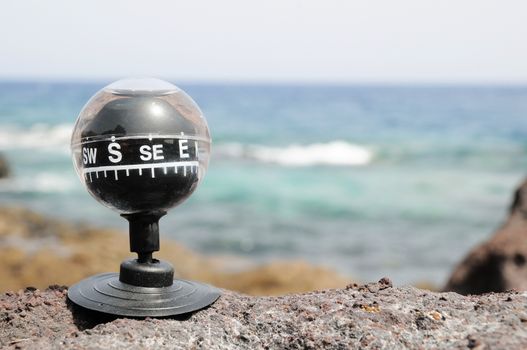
top-left (0, 206), bottom-right (348, 295)
top-left (445, 179), bottom-right (527, 294)
top-left (1, 281), bottom-right (527, 349)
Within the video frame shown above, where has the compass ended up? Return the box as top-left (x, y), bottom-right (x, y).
top-left (67, 78), bottom-right (220, 317)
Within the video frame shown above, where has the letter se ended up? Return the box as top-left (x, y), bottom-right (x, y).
top-left (140, 144), bottom-right (164, 161)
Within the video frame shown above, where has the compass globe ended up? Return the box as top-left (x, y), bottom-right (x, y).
top-left (68, 78), bottom-right (220, 317)
top-left (71, 78), bottom-right (211, 213)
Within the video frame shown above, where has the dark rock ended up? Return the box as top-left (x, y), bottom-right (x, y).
top-left (1, 282), bottom-right (527, 349)
top-left (0, 153), bottom-right (9, 178)
top-left (378, 276), bottom-right (393, 289)
top-left (445, 179), bottom-right (527, 295)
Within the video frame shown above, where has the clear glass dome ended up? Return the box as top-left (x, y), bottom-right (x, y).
top-left (71, 78), bottom-right (211, 214)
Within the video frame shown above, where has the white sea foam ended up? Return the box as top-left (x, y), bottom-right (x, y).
top-left (0, 172), bottom-right (77, 194)
top-left (215, 141), bottom-right (373, 166)
top-left (0, 123), bottom-right (72, 151)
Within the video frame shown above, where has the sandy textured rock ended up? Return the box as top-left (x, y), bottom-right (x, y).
top-left (1, 280), bottom-right (527, 349)
top-left (445, 179), bottom-right (527, 294)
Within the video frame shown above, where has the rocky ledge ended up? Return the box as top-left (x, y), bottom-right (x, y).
top-left (1, 280), bottom-right (527, 349)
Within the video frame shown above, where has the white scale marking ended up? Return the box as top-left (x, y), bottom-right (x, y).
top-left (83, 161), bottom-right (199, 182)
top-left (75, 134), bottom-right (210, 147)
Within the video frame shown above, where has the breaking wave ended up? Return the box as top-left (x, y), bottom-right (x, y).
top-left (0, 123), bottom-right (72, 152)
top-left (214, 141), bottom-right (373, 166)
top-left (0, 172), bottom-right (77, 194)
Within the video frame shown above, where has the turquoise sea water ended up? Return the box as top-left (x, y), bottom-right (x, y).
top-left (1, 81), bottom-right (527, 286)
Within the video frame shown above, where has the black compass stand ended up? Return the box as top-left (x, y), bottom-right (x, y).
top-left (68, 211), bottom-right (220, 317)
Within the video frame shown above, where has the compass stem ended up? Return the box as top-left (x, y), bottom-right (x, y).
top-left (121, 211), bottom-right (167, 258)
top-left (137, 252), bottom-right (153, 263)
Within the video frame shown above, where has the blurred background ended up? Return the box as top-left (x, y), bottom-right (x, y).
top-left (0, 0), bottom-right (526, 293)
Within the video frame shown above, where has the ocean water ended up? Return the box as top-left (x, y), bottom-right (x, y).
top-left (1, 81), bottom-right (527, 287)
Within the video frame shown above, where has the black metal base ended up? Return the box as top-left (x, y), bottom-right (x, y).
top-left (68, 273), bottom-right (220, 317)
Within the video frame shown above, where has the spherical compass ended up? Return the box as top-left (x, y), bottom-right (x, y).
top-left (67, 78), bottom-right (220, 317)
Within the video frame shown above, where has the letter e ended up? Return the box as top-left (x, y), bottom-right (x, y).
top-left (179, 139), bottom-right (189, 158)
top-left (153, 144), bottom-right (164, 160)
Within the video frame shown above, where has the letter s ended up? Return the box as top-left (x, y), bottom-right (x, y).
top-left (140, 145), bottom-right (152, 161)
top-left (108, 142), bottom-right (122, 163)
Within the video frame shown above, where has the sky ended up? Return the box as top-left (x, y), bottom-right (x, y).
top-left (0, 0), bottom-right (526, 84)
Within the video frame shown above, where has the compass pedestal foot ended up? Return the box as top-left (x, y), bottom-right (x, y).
top-left (68, 272), bottom-right (220, 317)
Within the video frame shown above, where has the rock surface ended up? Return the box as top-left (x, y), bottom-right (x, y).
top-left (445, 179), bottom-right (527, 295)
top-left (1, 280), bottom-right (527, 349)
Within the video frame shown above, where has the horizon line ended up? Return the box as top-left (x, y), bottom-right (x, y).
top-left (0, 76), bottom-right (526, 87)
